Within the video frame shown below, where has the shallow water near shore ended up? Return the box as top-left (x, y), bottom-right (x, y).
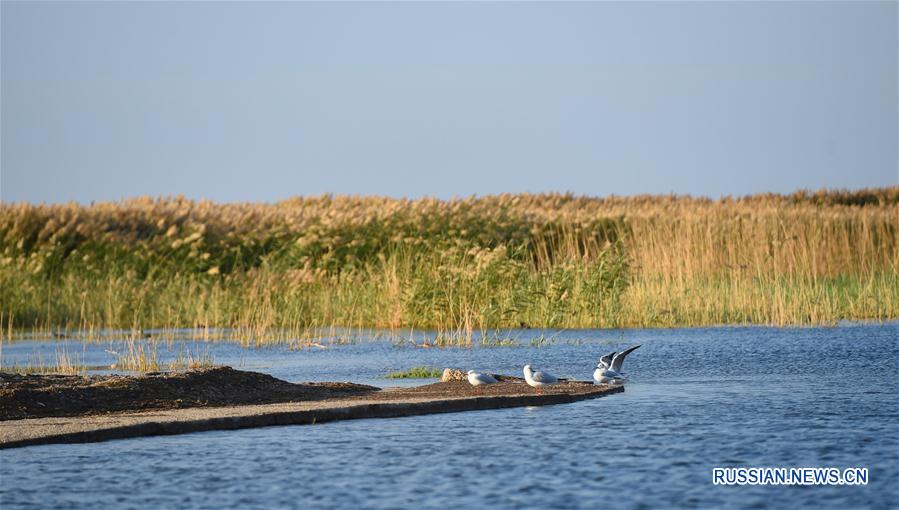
top-left (2, 325), bottom-right (897, 509)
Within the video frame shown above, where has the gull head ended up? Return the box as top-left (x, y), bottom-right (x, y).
top-left (466, 370), bottom-right (475, 375)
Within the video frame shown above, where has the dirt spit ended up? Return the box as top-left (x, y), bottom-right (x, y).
top-left (0, 367), bottom-right (623, 449)
top-left (0, 367), bottom-right (377, 421)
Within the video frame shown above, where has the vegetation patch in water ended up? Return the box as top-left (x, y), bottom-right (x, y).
top-left (384, 366), bottom-right (443, 379)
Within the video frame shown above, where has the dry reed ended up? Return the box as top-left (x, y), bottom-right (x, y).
top-left (1, 188), bottom-right (896, 338)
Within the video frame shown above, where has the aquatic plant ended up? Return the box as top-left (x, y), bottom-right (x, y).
top-left (168, 344), bottom-right (216, 371)
top-left (106, 336), bottom-right (160, 372)
top-left (383, 366), bottom-right (443, 379)
top-left (0, 188), bottom-right (896, 338)
top-left (0, 344), bottom-right (85, 374)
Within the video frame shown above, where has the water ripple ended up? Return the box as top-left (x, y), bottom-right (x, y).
top-left (2, 325), bottom-right (897, 509)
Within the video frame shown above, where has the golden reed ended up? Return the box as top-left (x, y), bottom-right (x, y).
top-left (1, 187), bottom-right (896, 338)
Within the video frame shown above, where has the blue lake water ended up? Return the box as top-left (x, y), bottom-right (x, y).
top-left (1, 324), bottom-right (897, 509)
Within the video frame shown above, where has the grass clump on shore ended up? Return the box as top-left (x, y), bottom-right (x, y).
top-left (0, 345), bottom-right (85, 374)
top-left (1, 187), bottom-right (897, 339)
top-left (384, 366), bottom-right (443, 379)
top-left (104, 337), bottom-right (216, 372)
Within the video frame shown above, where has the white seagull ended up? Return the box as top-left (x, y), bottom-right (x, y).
top-left (593, 363), bottom-right (623, 384)
top-left (466, 370), bottom-right (498, 386)
top-left (593, 345), bottom-right (641, 385)
top-left (523, 364), bottom-right (558, 393)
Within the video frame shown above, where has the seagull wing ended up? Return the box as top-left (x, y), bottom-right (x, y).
top-left (481, 373), bottom-right (498, 384)
top-left (599, 351), bottom-right (616, 368)
top-left (532, 370), bottom-right (558, 384)
top-left (610, 345), bottom-right (641, 372)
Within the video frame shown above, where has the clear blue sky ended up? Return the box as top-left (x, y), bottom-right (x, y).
top-left (2, 1), bottom-right (897, 204)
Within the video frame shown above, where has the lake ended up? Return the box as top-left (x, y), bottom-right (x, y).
top-left (1, 324), bottom-right (897, 509)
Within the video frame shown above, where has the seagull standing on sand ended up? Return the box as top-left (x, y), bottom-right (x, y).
top-left (593, 345), bottom-right (641, 385)
top-left (523, 364), bottom-right (558, 393)
top-left (467, 370), bottom-right (498, 387)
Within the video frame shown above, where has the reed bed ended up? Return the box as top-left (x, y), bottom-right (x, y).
top-left (1, 188), bottom-right (896, 340)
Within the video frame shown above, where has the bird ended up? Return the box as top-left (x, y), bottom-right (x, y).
top-left (523, 364), bottom-right (558, 393)
top-left (610, 345), bottom-right (641, 373)
top-left (593, 363), bottom-right (623, 384)
top-left (466, 370), bottom-right (498, 387)
top-left (594, 345), bottom-right (640, 385)
top-left (599, 351), bottom-right (616, 369)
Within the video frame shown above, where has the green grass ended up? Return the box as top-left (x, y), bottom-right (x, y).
top-left (0, 241), bottom-right (632, 340)
top-left (383, 366), bottom-right (443, 379)
top-left (1, 190), bottom-right (896, 339)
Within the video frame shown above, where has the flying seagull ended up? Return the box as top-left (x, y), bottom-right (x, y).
top-left (467, 370), bottom-right (498, 386)
top-left (523, 364), bottom-right (558, 393)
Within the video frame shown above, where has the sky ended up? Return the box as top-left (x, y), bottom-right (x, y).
top-left (1, 1), bottom-right (897, 204)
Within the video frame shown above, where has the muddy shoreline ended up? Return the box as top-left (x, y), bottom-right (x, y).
top-left (0, 366), bottom-right (610, 421)
top-left (0, 367), bottom-right (378, 421)
top-left (0, 367), bottom-right (623, 448)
